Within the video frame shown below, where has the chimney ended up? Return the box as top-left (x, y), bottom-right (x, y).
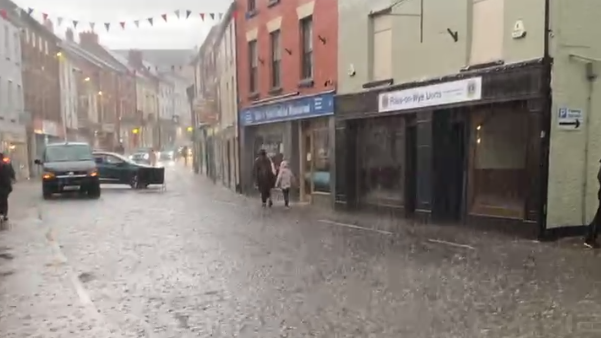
top-left (79, 31), bottom-right (99, 46)
top-left (128, 49), bottom-right (144, 68)
top-left (65, 28), bottom-right (74, 42)
top-left (43, 19), bottom-right (54, 33)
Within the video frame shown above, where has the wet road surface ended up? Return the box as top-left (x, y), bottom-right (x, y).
top-left (2, 165), bottom-right (601, 337)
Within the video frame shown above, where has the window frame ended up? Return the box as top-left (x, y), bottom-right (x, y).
top-left (270, 30), bottom-right (282, 89)
top-left (248, 0), bottom-right (256, 12)
top-left (248, 39), bottom-right (258, 94)
top-left (300, 16), bottom-right (314, 80)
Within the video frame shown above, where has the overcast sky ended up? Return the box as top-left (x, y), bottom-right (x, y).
top-left (12, 0), bottom-right (232, 49)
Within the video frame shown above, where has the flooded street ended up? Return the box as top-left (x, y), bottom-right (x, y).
top-left (1, 165), bottom-right (601, 337)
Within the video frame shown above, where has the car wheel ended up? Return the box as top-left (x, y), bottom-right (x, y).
top-left (129, 174), bottom-right (139, 189)
top-left (88, 184), bottom-right (101, 199)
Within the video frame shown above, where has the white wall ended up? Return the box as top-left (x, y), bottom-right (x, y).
top-left (0, 17), bottom-right (25, 131)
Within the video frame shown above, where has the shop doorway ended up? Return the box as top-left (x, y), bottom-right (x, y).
top-left (404, 121), bottom-right (417, 215)
top-left (301, 127), bottom-right (313, 202)
top-left (432, 111), bottom-right (467, 222)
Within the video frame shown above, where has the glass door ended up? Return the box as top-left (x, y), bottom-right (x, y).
top-left (303, 131), bottom-right (313, 200)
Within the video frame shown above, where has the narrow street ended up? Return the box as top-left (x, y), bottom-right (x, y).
top-left (1, 165), bottom-right (601, 338)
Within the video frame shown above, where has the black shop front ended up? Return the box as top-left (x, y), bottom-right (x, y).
top-left (334, 59), bottom-right (550, 236)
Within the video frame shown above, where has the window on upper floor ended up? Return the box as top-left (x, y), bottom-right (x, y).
top-left (370, 13), bottom-right (392, 81)
top-left (300, 16), bottom-right (313, 80)
top-left (4, 26), bottom-right (10, 60)
top-left (248, 39), bottom-right (258, 93)
top-left (270, 30), bottom-right (281, 89)
top-left (470, 0), bottom-right (504, 65)
top-left (16, 85), bottom-right (22, 111)
top-left (38, 36), bottom-right (42, 52)
top-left (13, 32), bottom-right (19, 62)
top-left (7, 81), bottom-right (13, 111)
top-left (248, 0), bottom-right (256, 13)
top-left (31, 32), bottom-right (36, 48)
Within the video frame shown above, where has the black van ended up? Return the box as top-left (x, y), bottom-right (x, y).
top-left (34, 142), bottom-right (101, 199)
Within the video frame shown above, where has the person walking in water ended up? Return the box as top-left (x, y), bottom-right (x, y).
top-left (253, 149), bottom-right (275, 207)
top-left (275, 160), bottom-right (295, 208)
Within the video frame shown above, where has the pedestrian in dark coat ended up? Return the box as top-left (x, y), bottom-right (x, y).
top-left (585, 160), bottom-right (601, 248)
top-left (0, 153), bottom-right (15, 220)
top-left (253, 149), bottom-right (275, 207)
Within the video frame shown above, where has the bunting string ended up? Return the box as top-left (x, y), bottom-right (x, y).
top-left (10, 7), bottom-right (228, 32)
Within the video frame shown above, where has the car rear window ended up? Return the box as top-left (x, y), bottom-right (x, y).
top-left (44, 145), bottom-right (94, 162)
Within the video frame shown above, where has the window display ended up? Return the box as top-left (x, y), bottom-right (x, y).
top-left (358, 117), bottom-right (405, 205)
top-left (469, 108), bottom-right (528, 219)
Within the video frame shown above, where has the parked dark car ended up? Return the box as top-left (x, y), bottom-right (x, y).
top-left (34, 142), bottom-right (100, 199)
top-left (93, 151), bottom-right (165, 189)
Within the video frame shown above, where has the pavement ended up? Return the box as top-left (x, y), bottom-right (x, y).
top-left (1, 166), bottom-right (601, 337)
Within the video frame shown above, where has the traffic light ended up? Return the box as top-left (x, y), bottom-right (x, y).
top-left (187, 126), bottom-right (193, 132)
top-left (132, 128), bottom-right (139, 134)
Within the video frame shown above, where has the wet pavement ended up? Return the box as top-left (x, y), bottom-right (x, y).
top-left (2, 166), bottom-right (601, 337)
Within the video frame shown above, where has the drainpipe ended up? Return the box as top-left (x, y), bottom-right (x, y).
top-left (569, 54), bottom-right (599, 226)
top-left (538, 0), bottom-right (552, 238)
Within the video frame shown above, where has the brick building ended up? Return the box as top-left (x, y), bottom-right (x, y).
top-left (78, 31), bottom-right (136, 151)
top-left (236, 0), bottom-right (338, 206)
top-left (18, 14), bottom-right (63, 164)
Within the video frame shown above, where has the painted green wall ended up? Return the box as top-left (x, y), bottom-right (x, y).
top-left (546, 0), bottom-right (601, 228)
top-left (337, 0), bottom-right (546, 95)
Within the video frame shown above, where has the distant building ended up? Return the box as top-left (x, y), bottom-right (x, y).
top-left (0, 9), bottom-right (28, 179)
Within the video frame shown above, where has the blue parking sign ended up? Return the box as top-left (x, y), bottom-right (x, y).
top-left (559, 108), bottom-right (568, 119)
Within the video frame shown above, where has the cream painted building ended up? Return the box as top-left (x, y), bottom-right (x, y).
top-left (214, 5), bottom-right (239, 191)
top-left (135, 74), bottom-right (159, 148)
top-left (335, 0), bottom-right (600, 237)
top-left (545, 0), bottom-right (601, 231)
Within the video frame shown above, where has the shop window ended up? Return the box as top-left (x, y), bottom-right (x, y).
top-left (469, 107), bottom-right (528, 219)
top-left (312, 126), bottom-right (330, 193)
top-left (358, 117), bottom-right (405, 205)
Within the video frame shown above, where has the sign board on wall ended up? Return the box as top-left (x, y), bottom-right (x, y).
top-left (378, 77), bottom-right (482, 113)
top-left (239, 92), bottom-right (334, 126)
top-left (558, 107), bottom-right (584, 130)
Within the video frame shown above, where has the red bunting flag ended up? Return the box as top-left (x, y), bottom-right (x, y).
top-left (42, 13), bottom-right (48, 20)
top-left (0, 9), bottom-right (7, 20)
top-left (120, 22), bottom-right (125, 29)
top-left (161, 14), bottom-right (167, 22)
top-left (200, 13), bottom-right (205, 21)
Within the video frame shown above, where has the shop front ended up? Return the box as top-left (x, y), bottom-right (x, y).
top-left (239, 92), bottom-right (334, 205)
top-left (335, 59), bottom-right (549, 236)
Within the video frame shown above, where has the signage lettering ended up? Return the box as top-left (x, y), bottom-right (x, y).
top-left (240, 93), bottom-right (334, 126)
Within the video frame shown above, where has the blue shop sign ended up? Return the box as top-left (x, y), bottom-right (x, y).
top-left (240, 92), bottom-right (334, 126)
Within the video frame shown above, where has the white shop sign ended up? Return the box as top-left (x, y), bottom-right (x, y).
top-left (378, 77), bottom-right (482, 113)
top-left (557, 107), bottom-right (584, 130)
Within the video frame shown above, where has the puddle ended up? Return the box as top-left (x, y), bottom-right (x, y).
top-left (78, 272), bottom-right (95, 283)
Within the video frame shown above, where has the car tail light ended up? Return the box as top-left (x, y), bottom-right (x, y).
top-left (42, 172), bottom-right (55, 179)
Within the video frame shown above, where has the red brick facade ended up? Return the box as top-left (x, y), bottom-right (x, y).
top-left (21, 20), bottom-right (61, 129)
top-left (235, 0), bottom-right (338, 109)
